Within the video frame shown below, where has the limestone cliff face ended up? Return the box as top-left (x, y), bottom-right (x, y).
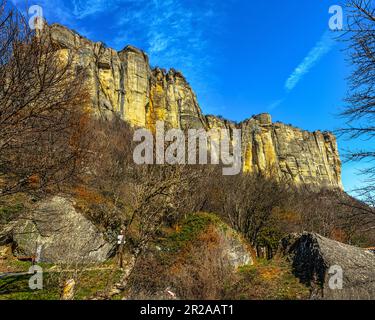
top-left (209, 114), bottom-right (342, 189)
top-left (48, 24), bottom-right (206, 130)
top-left (48, 24), bottom-right (343, 189)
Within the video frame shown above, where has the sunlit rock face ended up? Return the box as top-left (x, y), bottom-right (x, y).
top-left (206, 114), bottom-right (342, 189)
top-left (240, 117), bottom-right (342, 188)
top-left (47, 24), bottom-right (343, 189)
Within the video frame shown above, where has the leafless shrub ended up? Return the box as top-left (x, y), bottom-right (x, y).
top-left (214, 173), bottom-right (290, 247)
top-left (0, 1), bottom-right (90, 198)
top-left (338, 0), bottom-right (375, 223)
top-left (169, 227), bottom-right (235, 300)
top-left (128, 226), bottom-right (235, 300)
top-left (292, 187), bottom-right (375, 246)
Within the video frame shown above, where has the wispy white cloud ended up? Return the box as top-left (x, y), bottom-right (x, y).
top-left (12, 0), bottom-right (222, 106)
top-left (11, 0), bottom-right (73, 25)
top-left (110, 0), bottom-right (218, 86)
top-left (285, 31), bottom-right (335, 92)
top-left (72, 0), bottom-right (110, 19)
top-left (267, 99), bottom-right (284, 110)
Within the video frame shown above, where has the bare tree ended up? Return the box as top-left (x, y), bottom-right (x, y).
top-left (0, 1), bottom-right (90, 198)
top-left (128, 226), bottom-right (234, 300)
top-left (339, 1), bottom-right (375, 188)
top-left (340, 0), bottom-right (374, 143)
top-left (86, 117), bottom-right (202, 253)
top-left (219, 173), bottom-right (290, 250)
top-left (83, 117), bottom-right (203, 299)
top-left (338, 0), bottom-right (375, 226)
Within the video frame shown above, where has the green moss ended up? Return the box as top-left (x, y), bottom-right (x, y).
top-left (163, 213), bottom-right (225, 253)
top-left (349, 234), bottom-right (373, 248)
top-left (74, 269), bottom-right (123, 300)
top-left (2, 260), bottom-right (33, 273)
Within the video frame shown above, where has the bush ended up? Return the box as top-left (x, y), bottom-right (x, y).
top-left (128, 213), bottom-right (236, 300)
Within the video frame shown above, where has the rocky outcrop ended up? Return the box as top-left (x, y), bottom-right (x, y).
top-left (279, 233), bottom-right (375, 300)
top-left (216, 224), bottom-right (254, 269)
top-left (207, 114), bottom-right (342, 188)
top-left (47, 24), bottom-right (207, 131)
top-left (148, 68), bottom-right (208, 131)
top-left (10, 196), bottom-right (115, 264)
top-left (46, 24), bottom-right (343, 189)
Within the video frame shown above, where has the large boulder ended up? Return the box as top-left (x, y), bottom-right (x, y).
top-left (279, 232), bottom-right (375, 300)
top-left (11, 196), bottom-right (115, 264)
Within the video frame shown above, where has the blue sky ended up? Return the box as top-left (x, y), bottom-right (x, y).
top-left (11, 0), bottom-right (372, 192)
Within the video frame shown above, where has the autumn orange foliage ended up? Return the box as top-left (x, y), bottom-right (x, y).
top-left (74, 185), bottom-right (106, 205)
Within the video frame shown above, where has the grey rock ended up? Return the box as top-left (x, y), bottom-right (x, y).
top-left (279, 232), bottom-right (375, 300)
top-left (222, 229), bottom-right (253, 268)
top-left (12, 196), bottom-right (115, 264)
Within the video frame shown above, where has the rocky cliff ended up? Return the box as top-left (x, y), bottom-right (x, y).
top-left (47, 24), bottom-right (343, 189)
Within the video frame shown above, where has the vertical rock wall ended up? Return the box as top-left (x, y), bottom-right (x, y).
top-left (48, 24), bottom-right (343, 189)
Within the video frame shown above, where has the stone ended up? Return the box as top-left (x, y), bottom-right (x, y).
top-left (279, 232), bottom-right (375, 300)
top-left (0, 245), bottom-right (12, 259)
top-left (199, 214), bottom-right (254, 269)
top-left (11, 196), bottom-right (115, 264)
top-left (61, 279), bottom-right (76, 300)
top-left (254, 113), bottom-right (272, 125)
top-left (208, 117), bottom-right (342, 189)
top-left (221, 227), bottom-right (253, 268)
top-left (45, 23), bottom-right (343, 190)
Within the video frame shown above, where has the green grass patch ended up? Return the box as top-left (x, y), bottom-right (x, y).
top-left (0, 266), bottom-right (123, 300)
top-left (227, 258), bottom-right (310, 300)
